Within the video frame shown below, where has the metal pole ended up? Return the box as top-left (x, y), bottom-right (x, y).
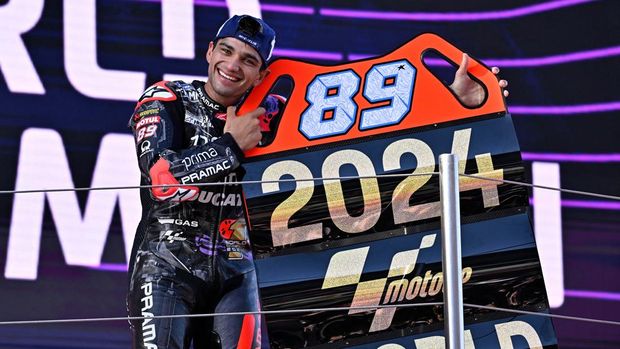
top-left (439, 153), bottom-right (465, 349)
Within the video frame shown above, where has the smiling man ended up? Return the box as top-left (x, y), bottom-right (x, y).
top-left (126, 15), bottom-right (282, 349)
top-left (206, 38), bottom-right (270, 106)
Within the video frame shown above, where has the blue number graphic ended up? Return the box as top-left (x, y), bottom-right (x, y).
top-left (360, 60), bottom-right (415, 130)
top-left (300, 70), bottom-right (360, 139)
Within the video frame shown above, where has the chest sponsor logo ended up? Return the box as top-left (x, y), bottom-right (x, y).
top-left (180, 160), bottom-right (232, 184)
top-left (181, 148), bottom-right (218, 171)
top-left (189, 191), bottom-right (242, 207)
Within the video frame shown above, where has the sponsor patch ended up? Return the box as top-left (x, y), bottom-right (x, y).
top-left (136, 116), bottom-right (161, 130)
top-left (219, 219), bottom-right (246, 240)
top-left (133, 107), bottom-right (161, 121)
top-left (136, 81), bottom-right (177, 108)
top-left (140, 282), bottom-right (157, 346)
top-left (139, 140), bottom-right (152, 156)
top-left (215, 112), bottom-right (227, 121)
top-left (180, 160), bottom-right (232, 184)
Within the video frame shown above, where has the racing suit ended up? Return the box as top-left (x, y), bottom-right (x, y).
top-left (127, 80), bottom-right (283, 349)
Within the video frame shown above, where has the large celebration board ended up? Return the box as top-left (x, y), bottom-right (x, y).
top-left (240, 33), bottom-right (557, 348)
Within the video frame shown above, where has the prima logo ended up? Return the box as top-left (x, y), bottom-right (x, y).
top-left (181, 148), bottom-right (218, 171)
top-left (321, 234), bottom-right (438, 332)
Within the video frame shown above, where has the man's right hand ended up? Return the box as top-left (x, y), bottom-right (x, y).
top-left (223, 106), bottom-right (264, 151)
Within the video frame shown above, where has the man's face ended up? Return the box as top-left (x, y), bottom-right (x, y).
top-left (204, 37), bottom-right (268, 106)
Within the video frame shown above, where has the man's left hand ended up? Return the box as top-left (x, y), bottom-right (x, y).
top-left (449, 53), bottom-right (509, 107)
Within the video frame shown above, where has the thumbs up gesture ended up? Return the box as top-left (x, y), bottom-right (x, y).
top-left (223, 106), bottom-right (265, 151)
top-left (449, 53), bottom-right (509, 107)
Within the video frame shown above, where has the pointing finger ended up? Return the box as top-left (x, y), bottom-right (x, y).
top-left (247, 107), bottom-right (266, 118)
top-left (226, 106), bottom-right (238, 119)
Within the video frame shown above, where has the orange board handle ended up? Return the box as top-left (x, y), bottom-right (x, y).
top-left (415, 33), bottom-right (503, 106)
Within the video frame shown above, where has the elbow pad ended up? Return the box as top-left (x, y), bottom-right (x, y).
top-left (149, 158), bottom-right (199, 202)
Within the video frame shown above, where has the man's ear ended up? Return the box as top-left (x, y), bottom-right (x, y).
top-left (253, 68), bottom-right (270, 87)
top-left (206, 41), bottom-right (215, 63)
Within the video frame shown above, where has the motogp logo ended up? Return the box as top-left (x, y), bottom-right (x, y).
top-left (322, 234), bottom-right (437, 332)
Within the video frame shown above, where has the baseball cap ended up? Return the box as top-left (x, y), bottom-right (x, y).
top-left (214, 15), bottom-right (276, 69)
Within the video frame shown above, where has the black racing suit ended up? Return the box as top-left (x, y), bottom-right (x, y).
top-left (127, 80), bottom-right (283, 349)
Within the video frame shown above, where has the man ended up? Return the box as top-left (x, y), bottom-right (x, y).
top-left (127, 15), bottom-right (280, 349)
top-left (127, 14), bottom-right (508, 349)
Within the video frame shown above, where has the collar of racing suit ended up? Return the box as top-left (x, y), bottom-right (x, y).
top-left (192, 80), bottom-right (227, 114)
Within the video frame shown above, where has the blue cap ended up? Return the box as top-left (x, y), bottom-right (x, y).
top-left (215, 15), bottom-right (276, 68)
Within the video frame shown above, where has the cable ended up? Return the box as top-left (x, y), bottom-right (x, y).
top-left (463, 303), bottom-right (620, 327)
top-left (0, 172), bottom-right (436, 195)
top-left (459, 173), bottom-right (620, 201)
top-left (2, 172), bottom-right (619, 202)
top-left (1, 302), bottom-right (618, 327)
top-left (0, 303), bottom-right (442, 326)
